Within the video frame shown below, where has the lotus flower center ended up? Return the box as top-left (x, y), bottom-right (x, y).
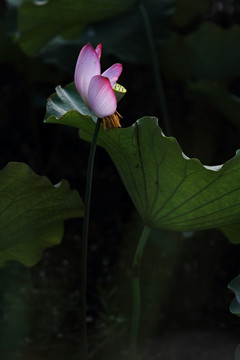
top-left (102, 111), bottom-right (122, 130)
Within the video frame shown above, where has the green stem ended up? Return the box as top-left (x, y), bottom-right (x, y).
top-left (139, 3), bottom-right (172, 136)
top-left (80, 118), bottom-right (102, 360)
top-left (130, 225), bottom-right (151, 356)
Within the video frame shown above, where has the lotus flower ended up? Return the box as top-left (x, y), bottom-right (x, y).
top-left (74, 43), bottom-right (123, 129)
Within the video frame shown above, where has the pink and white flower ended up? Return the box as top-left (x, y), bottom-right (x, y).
top-left (74, 43), bottom-right (123, 128)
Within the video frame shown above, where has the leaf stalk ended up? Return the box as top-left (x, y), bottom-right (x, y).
top-left (80, 118), bottom-right (102, 360)
top-left (139, 3), bottom-right (172, 136)
top-left (130, 225), bottom-right (151, 356)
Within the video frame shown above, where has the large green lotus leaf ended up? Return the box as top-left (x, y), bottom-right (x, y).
top-left (160, 22), bottom-right (240, 80)
top-left (45, 83), bottom-right (240, 243)
top-left (17, 0), bottom-right (136, 56)
top-left (188, 81), bottom-right (240, 130)
top-left (0, 162), bottom-right (84, 267)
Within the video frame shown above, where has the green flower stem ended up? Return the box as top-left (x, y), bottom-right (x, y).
top-left (130, 225), bottom-right (151, 356)
top-left (139, 3), bottom-right (172, 136)
top-left (80, 118), bottom-right (101, 360)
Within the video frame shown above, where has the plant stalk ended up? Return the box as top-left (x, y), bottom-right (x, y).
top-left (130, 225), bottom-right (151, 356)
top-left (80, 118), bottom-right (102, 360)
top-left (139, 3), bottom-right (172, 136)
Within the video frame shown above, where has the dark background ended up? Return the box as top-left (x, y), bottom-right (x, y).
top-left (1, 0), bottom-right (240, 359)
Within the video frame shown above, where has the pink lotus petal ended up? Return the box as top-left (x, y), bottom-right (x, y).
top-left (102, 63), bottom-right (123, 87)
top-left (74, 43), bottom-right (101, 105)
top-left (95, 43), bottom-right (102, 59)
top-left (88, 75), bottom-right (117, 118)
